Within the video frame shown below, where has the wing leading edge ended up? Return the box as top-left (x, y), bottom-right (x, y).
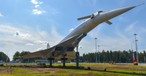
top-left (23, 33), bottom-right (86, 59)
top-left (53, 33), bottom-right (87, 52)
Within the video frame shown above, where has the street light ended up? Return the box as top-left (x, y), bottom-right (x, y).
top-left (95, 37), bottom-right (97, 63)
top-left (134, 33), bottom-right (139, 63)
top-left (98, 45), bottom-right (100, 63)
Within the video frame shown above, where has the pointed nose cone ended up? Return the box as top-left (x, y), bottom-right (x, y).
top-left (103, 6), bottom-right (137, 20)
top-left (112, 6), bottom-right (136, 16)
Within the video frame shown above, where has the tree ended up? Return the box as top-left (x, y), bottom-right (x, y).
top-left (81, 50), bottom-right (146, 63)
top-left (0, 52), bottom-right (10, 62)
top-left (13, 51), bottom-right (20, 61)
top-left (13, 51), bottom-right (30, 61)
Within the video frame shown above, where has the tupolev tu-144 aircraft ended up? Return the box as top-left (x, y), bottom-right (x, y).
top-left (23, 4), bottom-right (142, 67)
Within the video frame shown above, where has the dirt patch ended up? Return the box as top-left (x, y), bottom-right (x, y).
top-left (16, 67), bottom-right (66, 74)
top-left (0, 64), bottom-right (146, 75)
top-left (0, 67), bottom-right (13, 74)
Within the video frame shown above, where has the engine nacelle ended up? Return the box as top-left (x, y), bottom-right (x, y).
top-left (55, 46), bottom-right (74, 51)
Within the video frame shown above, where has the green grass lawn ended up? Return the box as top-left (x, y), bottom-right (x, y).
top-left (0, 63), bottom-right (146, 76)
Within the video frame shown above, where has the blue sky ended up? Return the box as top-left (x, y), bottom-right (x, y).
top-left (0, 0), bottom-right (146, 60)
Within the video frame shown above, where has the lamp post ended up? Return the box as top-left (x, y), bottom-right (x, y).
top-left (134, 33), bottom-right (139, 63)
top-left (95, 37), bottom-right (97, 63)
top-left (98, 45), bottom-right (100, 63)
top-left (144, 51), bottom-right (146, 62)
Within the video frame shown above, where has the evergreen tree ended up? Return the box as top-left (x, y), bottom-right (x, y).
top-left (81, 50), bottom-right (146, 63)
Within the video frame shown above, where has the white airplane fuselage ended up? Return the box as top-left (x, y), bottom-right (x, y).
top-left (23, 5), bottom-right (140, 60)
top-left (60, 6), bottom-right (136, 44)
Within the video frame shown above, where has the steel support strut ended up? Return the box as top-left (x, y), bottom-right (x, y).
top-left (48, 57), bottom-right (54, 67)
top-left (76, 45), bottom-right (79, 68)
top-left (61, 54), bottom-right (67, 68)
top-left (76, 52), bottom-right (79, 68)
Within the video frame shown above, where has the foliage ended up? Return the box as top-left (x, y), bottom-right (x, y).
top-left (81, 50), bottom-right (146, 63)
top-left (13, 51), bottom-right (30, 61)
top-left (0, 51), bottom-right (10, 62)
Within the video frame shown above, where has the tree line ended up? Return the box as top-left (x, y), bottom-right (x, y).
top-left (12, 50), bottom-right (146, 63)
top-left (13, 51), bottom-right (30, 61)
top-left (0, 51), bottom-right (10, 62)
top-left (80, 50), bottom-right (146, 63)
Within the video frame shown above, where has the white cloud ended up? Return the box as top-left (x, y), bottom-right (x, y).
top-left (30, 0), bottom-right (60, 16)
top-left (125, 22), bottom-right (137, 32)
top-left (0, 13), bottom-right (3, 17)
top-left (48, 26), bottom-right (63, 45)
top-left (0, 24), bottom-right (63, 60)
top-left (31, 0), bottom-right (45, 15)
top-left (31, 0), bottom-right (39, 5)
top-left (1, 22), bottom-right (145, 60)
top-left (80, 20), bottom-right (146, 54)
top-left (26, 43), bottom-right (34, 46)
top-left (79, 35), bottom-right (132, 56)
top-left (77, 23), bottom-right (135, 55)
top-left (35, 4), bottom-right (40, 8)
top-left (88, 24), bottom-right (102, 38)
top-left (32, 9), bottom-right (45, 15)
top-left (69, 28), bottom-right (74, 32)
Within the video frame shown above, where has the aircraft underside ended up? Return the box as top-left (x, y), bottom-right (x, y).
top-left (22, 5), bottom-right (138, 68)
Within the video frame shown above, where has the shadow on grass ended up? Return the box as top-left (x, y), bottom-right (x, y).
top-left (4, 65), bottom-right (146, 75)
top-left (49, 66), bottom-right (146, 76)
